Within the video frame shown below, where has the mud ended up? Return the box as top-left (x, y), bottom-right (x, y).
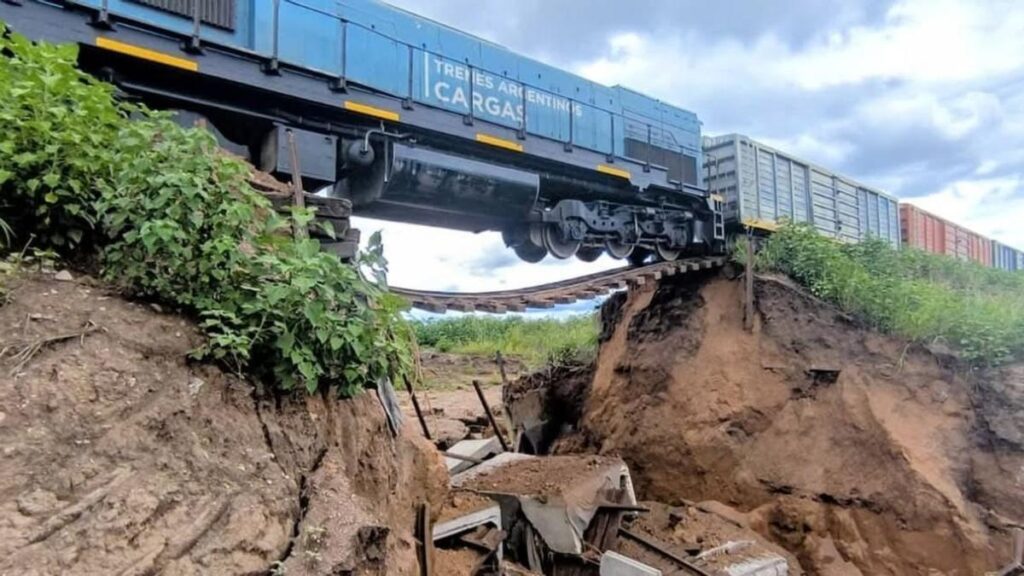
top-left (551, 273), bottom-right (1021, 575)
top-left (0, 274), bottom-right (447, 575)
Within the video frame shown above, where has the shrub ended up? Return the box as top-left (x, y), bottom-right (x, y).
top-left (0, 27), bottom-right (412, 394)
top-left (751, 223), bottom-right (1024, 366)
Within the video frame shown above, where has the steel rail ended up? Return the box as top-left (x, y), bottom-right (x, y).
top-left (390, 256), bottom-right (725, 313)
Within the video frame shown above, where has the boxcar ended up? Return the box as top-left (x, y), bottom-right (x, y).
top-left (992, 240), bottom-right (1023, 272)
top-left (899, 204), bottom-right (993, 266)
top-left (703, 134), bottom-right (900, 247)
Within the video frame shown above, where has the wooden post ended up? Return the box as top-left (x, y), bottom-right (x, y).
top-left (495, 350), bottom-right (509, 387)
top-left (744, 235), bottom-right (755, 331)
top-left (286, 129), bottom-right (307, 239)
top-left (473, 380), bottom-right (510, 452)
top-left (417, 503), bottom-right (432, 576)
top-left (403, 377), bottom-right (432, 441)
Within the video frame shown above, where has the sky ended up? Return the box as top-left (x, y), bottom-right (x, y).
top-left (358, 0), bottom-right (1024, 296)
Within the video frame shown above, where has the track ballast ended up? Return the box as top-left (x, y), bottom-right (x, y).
top-left (391, 256), bottom-right (726, 313)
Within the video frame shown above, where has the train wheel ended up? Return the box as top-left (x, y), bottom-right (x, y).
top-left (628, 248), bottom-right (652, 267)
top-left (542, 224), bottom-right (581, 259)
top-left (576, 247), bottom-right (603, 262)
top-left (605, 238), bottom-right (635, 260)
top-left (655, 243), bottom-right (681, 262)
top-left (514, 242), bottom-right (547, 263)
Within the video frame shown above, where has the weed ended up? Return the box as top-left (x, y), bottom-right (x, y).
top-left (750, 223), bottom-right (1024, 366)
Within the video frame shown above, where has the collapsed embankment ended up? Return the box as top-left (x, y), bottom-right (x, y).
top-left (0, 274), bottom-right (447, 575)
top-left (545, 272), bottom-right (1022, 575)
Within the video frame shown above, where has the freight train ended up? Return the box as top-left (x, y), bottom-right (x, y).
top-left (704, 134), bottom-right (1024, 271)
top-left (1, 0), bottom-right (1020, 270)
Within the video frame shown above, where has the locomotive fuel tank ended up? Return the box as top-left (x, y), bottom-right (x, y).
top-left (335, 142), bottom-right (540, 233)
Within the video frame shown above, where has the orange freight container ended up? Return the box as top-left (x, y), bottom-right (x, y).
top-left (899, 204), bottom-right (993, 266)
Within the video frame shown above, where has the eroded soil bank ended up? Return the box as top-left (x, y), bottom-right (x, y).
top-left (544, 272), bottom-right (1022, 575)
top-left (0, 274), bottom-right (447, 575)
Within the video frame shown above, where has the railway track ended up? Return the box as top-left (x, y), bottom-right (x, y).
top-left (391, 256), bottom-right (727, 313)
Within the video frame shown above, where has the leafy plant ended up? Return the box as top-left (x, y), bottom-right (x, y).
top-left (0, 32), bottom-right (127, 250)
top-left (0, 27), bottom-right (413, 394)
top-left (748, 223), bottom-right (1024, 366)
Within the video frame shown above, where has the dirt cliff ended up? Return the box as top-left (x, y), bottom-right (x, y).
top-left (560, 273), bottom-right (1021, 575)
top-left (0, 274), bottom-right (447, 575)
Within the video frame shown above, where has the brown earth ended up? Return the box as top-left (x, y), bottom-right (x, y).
top-left (555, 272), bottom-right (1022, 575)
top-left (434, 547), bottom-right (485, 576)
top-left (455, 454), bottom-right (622, 497)
top-left (0, 273), bottom-right (448, 576)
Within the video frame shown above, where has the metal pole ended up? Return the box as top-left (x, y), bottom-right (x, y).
top-left (472, 380), bottom-right (509, 452)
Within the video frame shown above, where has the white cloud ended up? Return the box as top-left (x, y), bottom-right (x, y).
top-left (355, 218), bottom-right (619, 293)
top-left (576, 0), bottom-right (1024, 94)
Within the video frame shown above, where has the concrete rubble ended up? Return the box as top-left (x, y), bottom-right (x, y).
top-left (422, 392), bottom-right (792, 576)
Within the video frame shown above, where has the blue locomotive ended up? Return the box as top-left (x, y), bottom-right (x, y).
top-left (0, 0), bottom-right (724, 264)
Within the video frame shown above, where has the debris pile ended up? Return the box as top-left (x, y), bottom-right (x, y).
top-left (507, 272), bottom-right (1024, 575)
top-left (419, 361), bottom-right (794, 575)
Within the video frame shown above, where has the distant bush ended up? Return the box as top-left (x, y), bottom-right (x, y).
top-left (0, 28), bottom-right (412, 395)
top-left (412, 314), bottom-right (599, 368)
top-left (749, 224), bottom-right (1024, 365)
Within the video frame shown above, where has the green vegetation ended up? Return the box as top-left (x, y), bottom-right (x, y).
top-left (0, 29), bottom-right (412, 395)
top-left (413, 314), bottom-right (599, 368)
top-left (750, 224), bottom-right (1024, 365)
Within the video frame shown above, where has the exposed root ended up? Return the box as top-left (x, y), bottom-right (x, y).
top-left (28, 467), bottom-right (132, 544)
top-left (117, 495), bottom-right (232, 576)
top-left (2, 320), bottom-right (101, 375)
